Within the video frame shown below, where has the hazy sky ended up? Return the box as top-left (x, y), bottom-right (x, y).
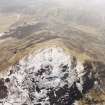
top-left (53, 0), bottom-right (105, 11)
top-left (0, 0), bottom-right (105, 11)
top-left (0, 0), bottom-right (105, 29)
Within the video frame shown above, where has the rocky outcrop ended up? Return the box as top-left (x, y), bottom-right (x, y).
top-left (0, 47), bottom-right (99, 105)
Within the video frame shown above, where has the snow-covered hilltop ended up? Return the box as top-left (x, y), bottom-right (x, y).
top-left (0, 47), bottom-right (94, 105)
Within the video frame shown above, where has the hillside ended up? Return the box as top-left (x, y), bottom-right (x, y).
top-left (0, 0), bottom-right (105, 105)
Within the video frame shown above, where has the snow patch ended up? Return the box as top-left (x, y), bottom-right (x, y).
top-left (0, 33), bottom-right (4, 37)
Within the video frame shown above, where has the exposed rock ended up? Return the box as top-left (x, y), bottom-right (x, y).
top-left (0, 47), bottom-right (94, 105)
top-left (0, 78), bottom-right (8, 99)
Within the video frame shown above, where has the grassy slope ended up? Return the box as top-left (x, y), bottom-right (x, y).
top-left (0, 14), bottom-right (18, 32)
top-left (0, 19), bottom-right (104, 71)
